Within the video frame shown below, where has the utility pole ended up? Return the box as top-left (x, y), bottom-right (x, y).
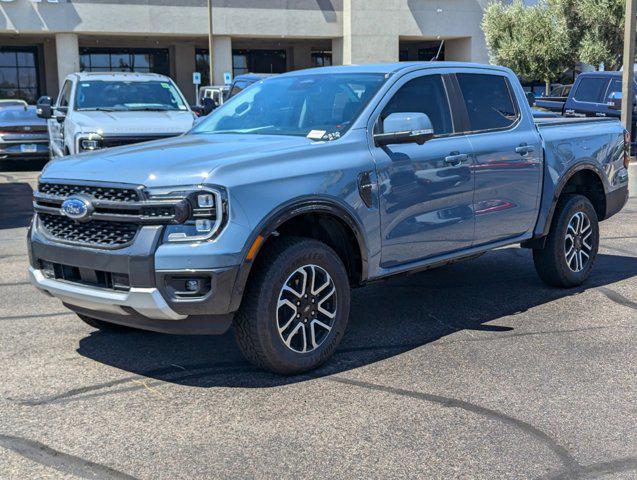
top-left (207, 0), bottom-right (214, 86)
top-left (621, 0), bottom-right (636, 135)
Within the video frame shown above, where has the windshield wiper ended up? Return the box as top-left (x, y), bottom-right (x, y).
top-left (76, 107), bottom-right (123, 112)
top-left (127, 107), bottom-right (173, 112)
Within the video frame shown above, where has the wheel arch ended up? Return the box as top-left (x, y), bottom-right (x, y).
top-left (228, 196), bottom-right (369, 312)
top-left (543, 163), bottom-right (607, 235)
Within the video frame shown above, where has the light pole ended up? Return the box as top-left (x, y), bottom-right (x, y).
top-left (621, 0), bottom-right (636, 136)
top-left (207, 0), bottom-right (214, 86)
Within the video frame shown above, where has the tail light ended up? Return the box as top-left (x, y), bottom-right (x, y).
top-left (624, 129), bottom-right (631, 169)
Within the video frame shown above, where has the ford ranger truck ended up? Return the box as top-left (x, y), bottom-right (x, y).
top-left (28, 63), bottom-right (630, 374)
top-left (36, 72), bottom-right (196, 157)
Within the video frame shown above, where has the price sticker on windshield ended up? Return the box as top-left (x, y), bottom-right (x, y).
top-left (307, 130), bottom-right (327, 140)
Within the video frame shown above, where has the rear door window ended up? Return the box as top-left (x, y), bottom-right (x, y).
top-left (381, 74), bottom-right (453, 135)
top-left (456, 73), bottom-right (519, 132)
top-left (573, 77), bottom-right (608, 103)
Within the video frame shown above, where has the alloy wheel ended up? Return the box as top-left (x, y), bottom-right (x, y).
top-left (564, 211), bottom-right (593, 273)
top-left (276, 264), bottom-right (337, 353)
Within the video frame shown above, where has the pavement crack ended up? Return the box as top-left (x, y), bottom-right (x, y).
top-left (0, 281), bottom-right (31, 287)
top-left (0, 433), bottom-right (138, 479)
top-left (543, 456), bottom-right (637, 480)
top-left (328, 376), bottom-right (580, 473)
top-left (597, 287), bottom-right (637, 311)
top-left (1, 312), bottom-right (69, 321)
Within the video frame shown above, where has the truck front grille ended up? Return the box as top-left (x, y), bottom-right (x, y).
top-left (33, 181), bottom-right (192, 249)
top-left (39, 213), bottom-right (139, 248)
top-left (38, 183), bottom-right (141, 203)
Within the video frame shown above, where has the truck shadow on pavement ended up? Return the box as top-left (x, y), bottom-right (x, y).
top-left (76, 249), bottom-right (637, 389)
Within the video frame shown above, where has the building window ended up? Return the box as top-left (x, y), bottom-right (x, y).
top-left (399, 50), bottom-right (409, 62)
top-left (311, 50), bottom-right (332, 68)
top-left (0, 46), bottom-right (40, 104)
top-left (418, 45), bottom-right (444, 61)
top-left (79, 48), bottom-right (170, 76)
top-left (195, 49), bottom-right (210, 86)
top-left (232, 49), bottom-right (287, 76)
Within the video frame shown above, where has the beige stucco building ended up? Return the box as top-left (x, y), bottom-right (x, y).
top-left (0, 0), bottom-right (492, 103)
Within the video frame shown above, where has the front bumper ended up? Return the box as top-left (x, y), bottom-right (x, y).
top-left (28, 220), bottom-right (242, 334)
top-left (29, 266), bottom-right (184, 320)
top-left (0, 141), bottom-right (49, 160)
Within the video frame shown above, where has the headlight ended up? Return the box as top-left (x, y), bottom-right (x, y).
top-left (78, 133), bottom-right (103, 152)
top-left (149, 188), bottom-right (227, 242)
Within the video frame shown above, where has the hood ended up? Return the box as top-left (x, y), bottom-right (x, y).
top-left (41, 133), bottom-right (318, 188)
top-left (73, 110), bottom-right (195, 135)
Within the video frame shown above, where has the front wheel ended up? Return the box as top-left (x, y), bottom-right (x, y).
top-left (234, 237), bottom-right (350, 375)
top-left (533, 194), bottom-right (599, 288)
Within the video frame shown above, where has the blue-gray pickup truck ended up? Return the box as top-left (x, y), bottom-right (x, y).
top-left (28, 62), bottom-right (630, 374)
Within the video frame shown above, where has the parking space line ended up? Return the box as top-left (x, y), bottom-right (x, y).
top-left (0, 434), bottom-right (137, 480)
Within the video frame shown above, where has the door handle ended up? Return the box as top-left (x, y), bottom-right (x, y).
top-left (515, 144), bottom-right (535, 156)
top-left (444, 153), bottom-right (469, 166)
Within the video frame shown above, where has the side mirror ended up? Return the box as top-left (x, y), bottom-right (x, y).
top-left (36, 96), bottom-right (52, 119)
top-left (608, 91), bottom-right (622, 110)
top-left (525, 92), bottom-right (536, 108)
top-left (373, 112), bottom-right (435, 147)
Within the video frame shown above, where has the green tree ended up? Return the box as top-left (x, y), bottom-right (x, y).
top-left (482, 0), bottom-right (572, 94)
top-left (576, 0), bottom-right (625, 69)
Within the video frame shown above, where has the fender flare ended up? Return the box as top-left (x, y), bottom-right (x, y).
top-left (227, 196), bottom-right (370, 312)
top-left (538, 162), bottom-right (608, 239)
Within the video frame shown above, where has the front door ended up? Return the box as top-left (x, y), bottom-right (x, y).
top-left (371, 72), bottom-right (475, 268)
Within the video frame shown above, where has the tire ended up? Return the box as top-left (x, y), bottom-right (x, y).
top-left (234, 237), bottom-right (351, 375)
top-left (77, 314), bottom-right (133, 332)
top-left (533, 194), bottom-right (599, 288)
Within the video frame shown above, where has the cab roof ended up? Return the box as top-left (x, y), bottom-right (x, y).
top-left (67, 71), bottom-right (172, 82)
top-left (283, 61), bottom-right (512, 76)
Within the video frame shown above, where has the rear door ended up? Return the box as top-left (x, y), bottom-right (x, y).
top-left (453, 71), bottom-right (543, 245)
top-left (565, 76), bottom-right (610, 118)
top-left (371, 71), bottom-right (475, 267)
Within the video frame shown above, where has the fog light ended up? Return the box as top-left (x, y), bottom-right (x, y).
top-left (185, 279), bottom-right (201, 292)
top-left (41, 260), bottom-right (55, 279)
top-left (195, 219), bottom-right (213, 233)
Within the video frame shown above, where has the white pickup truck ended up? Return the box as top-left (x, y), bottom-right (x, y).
top-left (37, 72), bottom-right (196, 157)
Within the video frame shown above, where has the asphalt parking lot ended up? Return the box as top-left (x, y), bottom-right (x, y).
top-left (0, 163), bottom-right (635, 480)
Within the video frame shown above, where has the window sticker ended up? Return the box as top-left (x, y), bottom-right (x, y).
top-left (161, 83), bottom-right (170, 89)
top-left (307, 130), bottom-right (327, 140)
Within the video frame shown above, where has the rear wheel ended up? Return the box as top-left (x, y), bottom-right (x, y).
top-left (234, 237), bottom-right (350, 375)
top-left (533, 194), bottom-right (599, 288)
top-left (77, 314), bottom-right (133, 332)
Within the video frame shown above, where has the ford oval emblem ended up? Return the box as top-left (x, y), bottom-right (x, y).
top-left (61, 196), bottom-right (92, 222)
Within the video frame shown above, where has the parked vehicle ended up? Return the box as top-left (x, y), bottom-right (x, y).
top-left (199, 85), bottom-right (229, 108)
top-left (28, 62), bottom-right (630, 374)
top-left (0, 106), bottom-right (49, 162)
top-left (0, 99), bottom-right (28, 109)
top-left (535, 84), bottom-right (572, 112)
top-left (224, 73), bottom-right (276, 101)
top-left (543, 72), bottom-right (636, 151)
top-left (37, 72), bottom-right (196, 157)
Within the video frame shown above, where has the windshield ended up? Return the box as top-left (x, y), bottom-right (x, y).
top-left (193, 73), bottom-right (387, 139)
top-left (75, 80), bottom-right (188, 111)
